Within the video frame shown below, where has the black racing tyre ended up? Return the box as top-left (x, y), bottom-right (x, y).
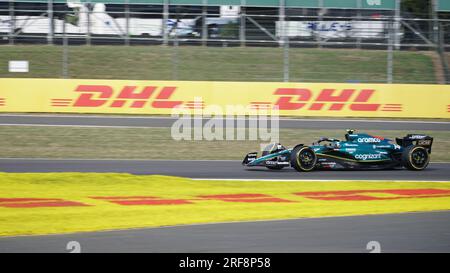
top-left (402, 145), bottom-right (430, 171)
top-left (290, 146), bottom-right (317, 172)
top-left (262, 150), bottom-right (285, 170)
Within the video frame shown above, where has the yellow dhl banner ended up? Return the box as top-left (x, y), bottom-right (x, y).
top-left (0, 78), bottom-right (449, 118)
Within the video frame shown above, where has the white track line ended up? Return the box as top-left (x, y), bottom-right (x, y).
top-left (0, 157), bottom-right (238, 162)
top-left (0, 123), bottom-right (163, 129)
top-left (0, 121), bottom-right (448, 129)
top-left (191, 178), bottom-right (450, 183)
top-left (0, 114), bottom-right (449, 124)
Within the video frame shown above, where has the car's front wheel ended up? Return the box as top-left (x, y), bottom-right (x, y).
top-left (402, 145), bottom-right (430, 171)
top-left (290, 146), bottom-right (317, 172)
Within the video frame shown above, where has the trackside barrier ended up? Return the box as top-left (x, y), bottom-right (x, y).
top-left (0, 78), bottom-right (449, 118)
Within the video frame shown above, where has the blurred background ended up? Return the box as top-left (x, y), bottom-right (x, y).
top-left (0, 0), bottom-right (449, 84)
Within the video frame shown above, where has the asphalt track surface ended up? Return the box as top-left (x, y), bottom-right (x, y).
top-left (0, 159), bottom-right (449, 181)
top-left (1, 114), bottom-right (450, 130)
top-left (1, 115), bottom-right (449, 253)
top-left (1, 211), bottom-right (450, 253)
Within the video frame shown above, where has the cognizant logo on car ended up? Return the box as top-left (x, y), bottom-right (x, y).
top-left (355, 154), bottom-right (382, 160)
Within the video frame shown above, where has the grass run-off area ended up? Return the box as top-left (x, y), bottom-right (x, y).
top-left (0, 45), bottom-right (437, 83)
top-left (0, 126), bottom-right (448, 162)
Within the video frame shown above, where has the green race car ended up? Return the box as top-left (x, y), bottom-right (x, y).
top-left (242, 130), bottom-right (433, 172)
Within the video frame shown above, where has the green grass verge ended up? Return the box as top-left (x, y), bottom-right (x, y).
top-left (0, 45), bottom-right (437, 83)
top-left (0, 126), bottom-right (448, 161)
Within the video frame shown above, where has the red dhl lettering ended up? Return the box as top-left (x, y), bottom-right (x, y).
top-left (294, 188), bottom-right (450, 201)
top-left (53, 85), bottom-right (400, 112)
top-left (90, 196), bottom-right (193, 205)
top-left (273, 88), bottom-right (381, 111)
top-left (72, 85), bottom-right (182, 108)
top-left (3, 189), bottom-right (449, 208)
top-left (0, 198), bottom-right (90, 208)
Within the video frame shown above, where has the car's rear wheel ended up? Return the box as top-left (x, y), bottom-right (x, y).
top-left (290, 146), bottom-right (317, 172)
top-left (402, 145), bottom-right (430, 171)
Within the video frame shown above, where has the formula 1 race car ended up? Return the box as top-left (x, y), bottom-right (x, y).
top-left (242, 130), bottom-right (433, 171)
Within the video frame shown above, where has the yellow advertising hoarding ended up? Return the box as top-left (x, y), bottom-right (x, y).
top-left (0, 78), bottom-right (449, 118)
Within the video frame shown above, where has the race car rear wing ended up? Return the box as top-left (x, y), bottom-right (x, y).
top-left (396, 134), bottom-right (433, 153)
